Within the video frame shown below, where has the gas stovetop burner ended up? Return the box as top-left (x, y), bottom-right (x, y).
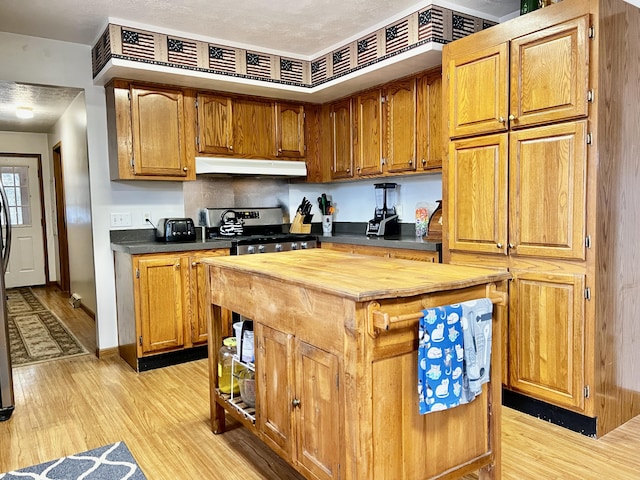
top-left (232, 234), bottom-right (317, 255)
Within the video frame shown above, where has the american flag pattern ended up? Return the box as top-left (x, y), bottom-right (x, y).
top-left (357, 34), bottom-right (377, 66)
top-left (332, 47), bottom-right (350, 77)
top-left (209, 45), bottom-right (236, 73)
top-left (311, 57), bottom-right (327, 85)
top-left (452, 14), bottom-right (476, 40)
top-left (246, 51), bottom-right (271, 78)
top-left (121, 29), bottom-right (155, 60)
top-left (92, 27), bottom-right (111, 77)
top-left (386, 19), bottom-right (409, 54)
top-left (418, 7), bottom-right (445, 41)
top-left (167, 37), bottom-right (198, 67)
top-left (280, 57), bottom-right (304, 83)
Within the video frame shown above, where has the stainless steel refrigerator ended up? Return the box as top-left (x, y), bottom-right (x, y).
top-left (0, 183), bottom-right (13, 421)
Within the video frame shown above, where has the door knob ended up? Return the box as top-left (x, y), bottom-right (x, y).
top-left (191, 261), bottom-right (197, 267)
top-left (498, 116), bottom-right (505, 123)
top-left (497, 243), bottom-right (503, 249)
top-left (183, 167), bottom-right (188, 172)
top-left (292, 398), bottom-right (301, 408)
top-left (508, 114), bottom-right (516, 121)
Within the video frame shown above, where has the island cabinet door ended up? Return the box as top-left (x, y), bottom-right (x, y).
top-left (256, 324), bottom-right (295, 460)
top-left (508, 270), bottom-right (586, 411)
top-left (294, 341), bottom-right (340, 480)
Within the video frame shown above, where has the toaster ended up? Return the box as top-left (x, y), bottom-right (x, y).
top-left (155, 218), bottom-right (196, 242)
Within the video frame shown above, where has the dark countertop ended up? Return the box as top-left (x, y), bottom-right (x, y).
top-left (110, 223), bottom-right (442, 255)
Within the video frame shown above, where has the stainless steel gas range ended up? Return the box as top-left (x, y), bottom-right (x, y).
top-left (204, 207), bottom-right (317, 255)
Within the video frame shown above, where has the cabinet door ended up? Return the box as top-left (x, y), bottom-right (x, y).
top-left (448, 134), bottom-right (508, 255)
top-left (196, 93), bottom-right (233, 155)
top-left (136, 255), bottom-right (185, 354)
top-left (130, 85), bottom-right (188, 177)
top-left (354, 90), bottom-right (383, 176)
top-left (188, 250), bottom-right (229, 345)
top-left (256, 324), bottom-right (295, 459)
top-left (233, 98), bottom-right (275, 156)
top-left (294, 341), bottom-right (340, 480)
top-left (509, 121), bottom-right (587, 259)
top-left (447, 43), bottom-right (509, 138)
top-left (276, 103), bottom-right (305, 158)
top-left (510, 15), bottom-right (590, 129)
top-left (417, 71), bottom-right (443, 170)
top-left (330, 98), bottom-right (354, 179)
top-left (509, 270), bottom-right (585, 411)
top-left (385, 78), bottom-right (417, 173)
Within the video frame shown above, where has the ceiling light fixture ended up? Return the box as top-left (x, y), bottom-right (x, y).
top-left (16, 107), bottom-right (34, 119)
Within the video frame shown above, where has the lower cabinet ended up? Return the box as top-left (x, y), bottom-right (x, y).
top-left (256, 324), bottom-right (340, 480)
top-left (320, 241), bottom-right (440, 263)
top-left (114, 249), bottom-right (229, 371)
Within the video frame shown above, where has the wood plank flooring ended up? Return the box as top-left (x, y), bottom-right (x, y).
top-left (2, 286), bottom-right (640, 479)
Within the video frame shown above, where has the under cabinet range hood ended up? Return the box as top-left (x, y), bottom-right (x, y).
top-left (195, 157), bottom-right (307, 177)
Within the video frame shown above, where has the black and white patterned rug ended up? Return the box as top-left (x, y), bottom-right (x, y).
top-left (0, 442), bottom-right (147, 479)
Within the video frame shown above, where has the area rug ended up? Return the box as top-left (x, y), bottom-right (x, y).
top-left (6, 287), bottom-right (89, 367)
top-left (0, 441), bottom-right (147, 479)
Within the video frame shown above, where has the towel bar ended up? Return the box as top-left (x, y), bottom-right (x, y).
top-left (369, 284), bottom-right (507, 336)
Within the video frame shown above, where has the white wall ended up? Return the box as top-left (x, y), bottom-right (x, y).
top-left (0, 131), bottom-right (57, 280)
top-left (0, 32), bottom-right (183, 351)
top-left (48, 93), bottom-right (97, 314)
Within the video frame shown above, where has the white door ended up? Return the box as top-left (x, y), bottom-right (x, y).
top-left (1, 156), bottom-right (46, 288)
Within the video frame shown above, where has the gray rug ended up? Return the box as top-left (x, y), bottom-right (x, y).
top-left (0, 442), bottom-right (147, 479)
top-left (7, 287), bottom-right (89, 366)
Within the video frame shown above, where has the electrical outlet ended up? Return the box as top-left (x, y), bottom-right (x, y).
top-left (143, 212), bottom-right (152, 224)
top-left (110, 212), bottom-right (132, 227)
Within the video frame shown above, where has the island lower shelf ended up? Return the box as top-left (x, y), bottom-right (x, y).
top-left (204, 249), bottom-right (510, 480)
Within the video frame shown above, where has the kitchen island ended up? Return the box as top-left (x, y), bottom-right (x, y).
top-left (204, 249), bottom-right (510, 480)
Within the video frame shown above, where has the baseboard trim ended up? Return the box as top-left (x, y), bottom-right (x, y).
top-left (137, 346), bottom-right (208, 372)
top-left (502, 388), bottom-right (597, 437)
top-left (79, 303), bottom-right (95, 320)
top-left (97, 347), bottom-right (119, 358)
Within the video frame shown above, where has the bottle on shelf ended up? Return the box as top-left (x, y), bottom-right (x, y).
top-left (218, 337), bottom-right (241, 394)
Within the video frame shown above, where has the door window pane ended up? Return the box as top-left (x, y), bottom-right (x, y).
top-left (1, 166), bottom-right (31, 226)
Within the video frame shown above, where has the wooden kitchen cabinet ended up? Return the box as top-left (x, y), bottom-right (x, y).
top-left (196, 93), bottom-right (233, 155)
top-left (233, 97), bottom-right (276, 157)
top-left (354, 89), bottom-right (383, 176)
top-left (329, 98), bottom-right (354, 179)
top-left (384, 77), bottom-right (417, 173)
top-left (444, 0), bottom-right (640, 437)
top-left (417, 71), bottom-right (444, 171)
top-left (114, 249), bottom-right (229, 371)
top-left (106, 79), bottom-right (194, 181)
top-left (275, 102), bottom-right (306, 158)
top-left (256, 324), bottom-right (340, 480)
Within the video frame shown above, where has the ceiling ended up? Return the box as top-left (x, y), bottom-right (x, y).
top-left (0, 0), bottom-right (520, 133)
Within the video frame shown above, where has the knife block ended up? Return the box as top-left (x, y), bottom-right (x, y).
top-left (290, 212), bottom-right (311, 234)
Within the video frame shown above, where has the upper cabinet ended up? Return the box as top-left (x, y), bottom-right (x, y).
top-left (275, 102), bottom-right (306, 158)
top-left (417, 71), bottom-right (444, 171)
top-left (384, 78), bottom-right (417, 174)
top-left (106, 79), bottom-right (194, 181)
top-left (448, 15), bottom-right (590, 138)
top-left (232, 97), bottom-right (275, 157)
top-left (196, 93), bottom-right (233, 155)
top-left (329, 98), bottom-right (354, 180)
top-left (354, 89), bottom-right (383, 176)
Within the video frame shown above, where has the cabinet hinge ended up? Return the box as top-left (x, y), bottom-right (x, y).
top-left (584, 287), bottom-right (591, 300)
top-left (381, 96), bottom-right (386, 104)
top-left (586, 133), bottom-right (593, 145)
top-left (584, 385), bottom-right (591, 398)
top-left (195, 99), bottom-right (198, 109)
top-left (585, 235), bottom-right (592, 248)
top-left (195, 136), bottom-right (199, 146)
top-left (588, 26), bottom-right (595, 39)
top-left (136, 268), bottom-right (140, 279)
top-left (130, 157), bottom-right (135, 168)
top-left (139, 336), bottom-right (143, 346)
top-left (587, 89), bottom-right (594, 103)
top-left (336, 373), bottom-right (339, 389)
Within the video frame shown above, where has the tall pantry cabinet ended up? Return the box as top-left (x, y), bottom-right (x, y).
top-left (443, 0), bottom-right (640, 437)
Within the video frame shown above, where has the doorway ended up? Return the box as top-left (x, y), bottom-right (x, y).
top-left (0, 154), bottom-right (48, 288)
top-left (52, 143), bottom-right (70, 294)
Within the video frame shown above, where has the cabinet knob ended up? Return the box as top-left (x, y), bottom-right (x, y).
top-left (346, 168), bottom-right (351, 173)
top-left (498, 116), bottom-right (505, 124)
top-left (191, 261), bottom-right (197, 267)
top-left (175, 263), bottom-right (181, 269)
top-left (278, 148), bottom-right (282, 153)
top-left (422, 158), bottom-right (426, 165)
top-left (183, 167), bottom-right (188, 172)
top-left (229, 145), bottom-right (233, 150)
top-left (497, 243), bottom-right (503, 249)
top-left (292, 398), bottom-right (301, 408)
top-left (508, 114), bottom-right (516, 122)
top-left (508, 243), bottom-right (515, 249)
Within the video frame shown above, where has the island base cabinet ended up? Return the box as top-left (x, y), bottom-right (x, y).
top-left (256, 324), bottom-right (341, 480)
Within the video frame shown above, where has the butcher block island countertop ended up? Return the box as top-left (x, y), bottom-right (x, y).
top-left (203, 249), bottom-right (511, 480)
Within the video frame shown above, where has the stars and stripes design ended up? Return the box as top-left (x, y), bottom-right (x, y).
top-left (280, 58), bottom-right (303, 83)
top-left (92, 28), bottom-right (111, 76)
top-left (386, 19), bottom-right (409, 54)
top-left (167, 37), bottom-right (197, 67)
top-left (332, 47), bottom-right (350, 76)
top-left (121, 29), bottom-right (155, 60)
top-left (357, 34), bottom-right (377, 66)
top-left (246, 51), bottom-right (271, 78)
top-left (418, 7), bottom-right (444, 41)
top-left (452, 14), bottom-right (476, 40)
top-left (311, 57), bottom-right (327, 85)
top-left (208, 45), bottom-right (236, 73)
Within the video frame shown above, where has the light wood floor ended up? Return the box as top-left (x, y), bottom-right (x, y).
top-left (3, 286), bottom-right (640, 479)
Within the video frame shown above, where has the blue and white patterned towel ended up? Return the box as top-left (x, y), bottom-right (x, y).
top-left (418, 298), bottom-right (493, 414)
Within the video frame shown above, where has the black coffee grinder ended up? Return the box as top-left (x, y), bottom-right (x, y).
top-left (366, 182), bottom-right (400, 238)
